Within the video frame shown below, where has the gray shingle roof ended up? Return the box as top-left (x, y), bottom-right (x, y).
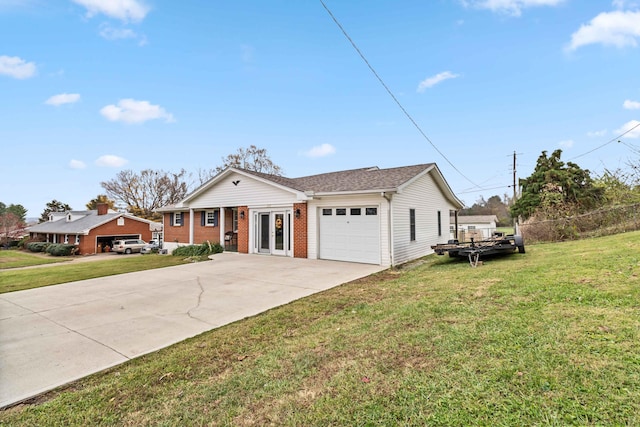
top-left (28, 210), bottom-right (157, 234)
top-left (242, 164), bottom-right (435, 193)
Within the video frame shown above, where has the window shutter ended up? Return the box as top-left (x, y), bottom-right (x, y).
top-left (201, 212), bottom-right (206, 226)
top-left (179, 213), bottom-right (184, 226)
top-left (214, 210), bottom-right (219, 227)
top-left (170, 213), bottom-right (174, 226)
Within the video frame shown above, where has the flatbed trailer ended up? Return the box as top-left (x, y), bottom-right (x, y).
top-left (431, 233), bottom-right (525, 267)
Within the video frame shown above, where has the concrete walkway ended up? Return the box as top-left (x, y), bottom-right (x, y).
top-left (0, 253), bottom-right (384, 408)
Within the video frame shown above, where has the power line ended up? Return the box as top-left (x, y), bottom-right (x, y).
top-left (458, 184), bottom-right (512, 195)
top-left (319, 0), bottom-right (481, 190)
top-left (570, 121), bottom-right (640, 161)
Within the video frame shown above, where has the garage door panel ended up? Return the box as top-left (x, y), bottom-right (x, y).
top-left (319, 206), bottom-right (380, 264)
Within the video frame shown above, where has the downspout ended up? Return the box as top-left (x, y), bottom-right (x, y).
top-left (383, 192), bottom-right (394, 267)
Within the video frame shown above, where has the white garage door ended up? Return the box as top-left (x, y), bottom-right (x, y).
top-left (319, 207), bottom-right (380, 264)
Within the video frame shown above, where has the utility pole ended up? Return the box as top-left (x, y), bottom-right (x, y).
top-left (512, 151), bottom-right (517, 234)
top-left (513, 151), bottom-right (517, 203)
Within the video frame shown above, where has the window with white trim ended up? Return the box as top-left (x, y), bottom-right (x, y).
top-left (173, 212), bottom-right (183, 226)
top-left (206, 210), bottom-right (217, 226)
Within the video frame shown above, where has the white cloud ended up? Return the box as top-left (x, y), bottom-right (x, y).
top-left (99, 23), bottom-right (147, 45)
top-left (99, 24), bottom-right (136, 40)
top-left (417, 71), bottom-right (460, 93)
top-left (100, 99), bottom-right (175, 124)
top-left (587, 129), bottom-right (607, 137)
top-left (0, 55), bottom-right (36, 79)
top-left (69, 159), bottom-right (86, 169)
top-left (462, 0), bottom-right (565, 17)
top-left (304, 143), bottom-right (336, 158)
top-left (624, 99), bottom-right (640, 109)
top-left (95, 155), bottom-right (128, 167)
top-left (45, 93), bottom-right (81, 106)
top-left (613, 0), bottom-right (640, 9)
top-left (567, 10), bottom-right (640, 51)
top-left (559, 139), bottom-right (574, 148)
top-left (71, 0), bottom-right (149, 22)
top-left (615, 119), bottom-right (640, 138)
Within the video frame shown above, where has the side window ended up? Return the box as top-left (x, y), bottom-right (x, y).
top-left (410, 209), bottom-right (416, 241)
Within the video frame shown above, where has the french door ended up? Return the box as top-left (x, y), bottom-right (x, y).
top-left (256, 211), bottom-right (290, 256)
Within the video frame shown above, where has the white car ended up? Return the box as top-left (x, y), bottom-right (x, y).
top-left (140, 240), bottom-right (161, 254)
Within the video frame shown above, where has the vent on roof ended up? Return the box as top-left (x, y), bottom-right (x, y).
top-left (366, 167), bottom-right (380, 171)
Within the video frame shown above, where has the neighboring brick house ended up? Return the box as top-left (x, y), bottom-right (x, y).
top-left (28, 203), bottom-right (162, 255)
top-left (158, 163), bottom-right (463, 267)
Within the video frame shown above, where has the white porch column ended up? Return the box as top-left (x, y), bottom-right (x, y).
top-left (219, 207), bottom-right (226, 244)
top-left (189, 209), bottom-right (195, 244)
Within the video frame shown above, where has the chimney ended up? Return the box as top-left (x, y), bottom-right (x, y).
top-left (97, 203), bottom-right (108, 215)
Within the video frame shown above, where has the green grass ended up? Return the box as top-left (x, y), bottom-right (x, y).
top-left (2, 232), bottom-right (640, 425)
top-left (0, 249), bottom-right (71, 269)
top-left (0, 254), bottom-right (193, 294)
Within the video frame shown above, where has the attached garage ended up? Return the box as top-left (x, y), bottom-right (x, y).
top-left (319, 206), bottom-right (380, 264)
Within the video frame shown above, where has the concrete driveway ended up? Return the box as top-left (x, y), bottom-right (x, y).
top-left (0, 253), bottom-right (384, 408)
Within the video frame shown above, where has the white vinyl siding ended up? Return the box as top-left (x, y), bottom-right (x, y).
top-left (188, 173), bottom-right (300, 209)
top-left (392, 172), bottom-right (456, 265)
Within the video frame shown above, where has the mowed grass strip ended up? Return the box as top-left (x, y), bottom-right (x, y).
top-left (2, 232), bottom-right (640, 425)
top-left (0, 255), bottom-right (192, 294)
top-left (0, 250), bottom-right (71, 269)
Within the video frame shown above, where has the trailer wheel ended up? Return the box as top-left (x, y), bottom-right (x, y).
top-left (513, 235), bottom-right (525, 254)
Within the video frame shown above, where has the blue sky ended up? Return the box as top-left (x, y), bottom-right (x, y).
top-left (1, 0), bottom-right (639, 218)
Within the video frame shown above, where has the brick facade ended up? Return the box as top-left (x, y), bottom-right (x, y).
top-left (237, 206), bottom-right (249, 254)
top-left (293, 202), bottom-right (308, 258)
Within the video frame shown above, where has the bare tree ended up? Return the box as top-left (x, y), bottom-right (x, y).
top-left (101, 169), bottom-right (189, 220)
top-left (215, 145), bottom-right (283, 176)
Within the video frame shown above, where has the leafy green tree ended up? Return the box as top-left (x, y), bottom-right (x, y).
top-left (0, 202), bottom-right (27, 222)
top-left (39, 200), bottom-right (72, 223)
top-left (460, 194), bottom-right (512, 226)
top-left (86, 194), bottom-right (117, 210)
top-left (595, 168), bottom-right (640, 205)
top-left (511, 149), bottom-right (603, 220)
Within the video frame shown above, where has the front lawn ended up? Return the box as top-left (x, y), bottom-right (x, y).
top-left (0, 249), bottom-right (71, 269)
top-left (2, 232), bottom-right (640, 425)
top-left (0, 254), bottom-right (194, 294)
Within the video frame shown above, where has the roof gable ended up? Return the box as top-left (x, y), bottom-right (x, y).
top-left (174, 163), bottom-right (463, 209)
